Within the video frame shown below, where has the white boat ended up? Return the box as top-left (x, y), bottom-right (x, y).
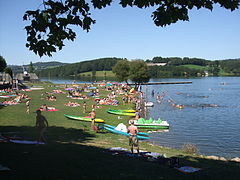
top-left (144, 102), bottom-right (154, 107)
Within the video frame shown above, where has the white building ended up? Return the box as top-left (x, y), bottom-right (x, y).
top-left (146, 63), bottom-right (167, 66)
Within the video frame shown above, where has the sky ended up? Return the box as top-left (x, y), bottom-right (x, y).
top-left (0, 0), bottom-right (240, 65)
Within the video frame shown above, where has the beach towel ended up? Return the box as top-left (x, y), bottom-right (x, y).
top-left (0, 164), bottom-right (11, 171)
top-left (40, 107), bottom-right (59, 111)
top-left (47, 109), bottom-right (59, 111)
top-left (9, 140), bottom-right (45, 145)
top-left (175, 166), bottom-right (202, 173)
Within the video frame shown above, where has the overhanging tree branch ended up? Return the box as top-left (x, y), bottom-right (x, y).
top-left (24, 0), bottom-right (240, 57)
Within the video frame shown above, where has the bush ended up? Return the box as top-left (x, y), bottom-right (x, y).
top-left (182, 143), bottom-right (199, 154)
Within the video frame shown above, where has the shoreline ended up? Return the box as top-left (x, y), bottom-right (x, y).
top-left (1, 81), bottom-right (239, 161)
top-left (48, 81), bottom-right (239, 162)
top-left (41, 81), bottom-right (240, 161)
top-left (1, 81), bottom-right (240, 179)
top-left (147, 142), bottom-right (240, 162)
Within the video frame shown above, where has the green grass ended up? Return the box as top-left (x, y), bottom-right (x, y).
top-left (180, 64), bottom-right (209, 70)
top-left (79, 71), bottom-right (116, 77)
top-left (0, 82), bottom-right (239, 180)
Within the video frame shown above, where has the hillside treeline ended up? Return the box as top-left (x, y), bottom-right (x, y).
top-left (219, 59), bottom-right (240, 75)
top-left (147, 57), bottom-right (240, 77)
top-left (36, 57), bottom-right (240, 78)
top-left (147, 57), bottom-right (210, 66)
top-left (148, 66), bottom-right (203, 77)
top-left (37, 58), bottom-right (124, 77)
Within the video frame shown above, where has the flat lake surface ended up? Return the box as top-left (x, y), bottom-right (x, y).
top-left (41, 76), bottom-right (240, 158)
top-left (143, 77), bottom-right (240, 159)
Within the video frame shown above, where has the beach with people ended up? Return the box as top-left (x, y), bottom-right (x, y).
top-left (1, 80), bottom-right (240, 179)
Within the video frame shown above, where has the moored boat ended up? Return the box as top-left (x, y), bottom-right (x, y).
top-left (131, 117), bottom-right (169, 129)
top-left (144, 102), bottom-right (154, 107)
top-left (103, 124), bottom-right (149, 137)
top-left (103, 124), bottom-right (149, 140)
top-left (64, 114), bottom-right (104, 123)
top-left (107, 109), bottom-right (136, 116)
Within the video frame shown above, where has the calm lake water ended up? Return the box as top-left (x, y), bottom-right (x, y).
top-left (41, 76), bottom-right (240, 158)
top-left (143, 77), bottom-right (240, 159)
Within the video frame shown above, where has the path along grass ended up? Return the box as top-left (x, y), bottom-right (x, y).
top-left (0, 82), bottom-right (239, 180)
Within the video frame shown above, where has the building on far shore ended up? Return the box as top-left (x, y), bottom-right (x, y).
top-left (15, 72), bottom-right (39, 82)
top-left (146, 63), bottom-right (167, 66)
top-left (0, 73), bottom-right (12, 89)
top-left (0, 72), bottom-right (12, 84)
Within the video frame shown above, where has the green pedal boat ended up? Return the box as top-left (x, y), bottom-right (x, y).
top-left (131, 117), bottom-right (169, 129)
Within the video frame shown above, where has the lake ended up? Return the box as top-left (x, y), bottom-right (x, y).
top-left (41, 76), bottom-right (240, 159)
top-left (143, 77), bottom-right (240, 159)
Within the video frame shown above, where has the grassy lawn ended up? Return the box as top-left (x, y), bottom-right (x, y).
top-left (180, 65), bottom-right (209, 70)
top-left (0, 82), bottom-right (239, 180)
top-left (79, 71), bottom-right (116, 77)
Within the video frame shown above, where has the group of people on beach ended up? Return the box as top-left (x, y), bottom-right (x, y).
top-left (2, 92), bottom-right (30, 106)
top-left (1, 82), bottom-right (142, 152)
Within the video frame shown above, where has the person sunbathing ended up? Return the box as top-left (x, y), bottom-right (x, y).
top-left (3, 100), bottom-right (18, 105)
top-left (64, 101), bottom-right (80, 107)
top-left (40, 104), bottom-right (48, 111)
top-left (46, 95), bottom-right (57, 101)
top-left (53, 90), bottom-right (64, 94)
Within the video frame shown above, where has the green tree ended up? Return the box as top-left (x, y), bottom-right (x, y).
top-left (4, 67), bottom-right (13, 78)
top-left (112, 60), bottom-right (130, 83)
top-left (211, 65), bottom-right (220, 76)
top-left (104, 71), bottom-right (106, 80)
top-left (29, 61), bottom-right (35, 73)
top-left (0, 55), bottom-right (7, 72)
top-left (129, 60), bottom-right (150, 88)
top-left (24, 0), bottom-right (240, 57)
top-left (92, 70), bottom-right (96, 77)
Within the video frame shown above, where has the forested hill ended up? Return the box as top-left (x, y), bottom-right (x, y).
top-left (146, 57), bottom-right (211, 66)
top-left (36, 57), bottom-right (240, 78)
top-left (147, 57), bottom-right (240, 77)
top-left (37, 57), bottom-right (124, 77)
top-left (9, 61), bottom-right (67, 74)
top-left (147, 57), bottom-right (240, 67)
top-left (33, 61), bottom-right (68, 69)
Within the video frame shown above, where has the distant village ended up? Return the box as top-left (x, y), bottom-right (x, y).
top-left (0, 68), bottom-right (39, 90)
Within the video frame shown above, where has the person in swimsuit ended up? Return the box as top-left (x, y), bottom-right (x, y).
top-left (83, 101), bottom-right (87, 113)
top-left (135, 110), bottom-right (140, 120)
top-left (127, 120), bottom-right (139, 154)
top-left (89, 109), bottom-right (97, 131)
top-left (35, 110), bottom-right (49, 143)
top-left (26, 99), bottom-right (30, 114)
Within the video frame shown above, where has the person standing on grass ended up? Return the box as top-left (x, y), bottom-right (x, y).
top-left (127, 120), bottom-right (139, 154)
top-left (83, 101), bottom-right (87, 113)
top-left (135, 110), bottom-right (140, 120)
top-left (89, 109), bottom-right (97, 131)
top-left (26, 99), bottom-right (30, 114)
top-left (122, 95), bottom-right (126, 105)
top-left (35, 110), bottom-right (49, 143)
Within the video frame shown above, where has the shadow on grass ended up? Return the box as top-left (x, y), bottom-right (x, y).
top-left (0, 126), bottom-right (240, 180)
top-left (0, 126), bottom-right (95, 145)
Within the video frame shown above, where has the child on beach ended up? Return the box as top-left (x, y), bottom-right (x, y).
top-left (26, 99), bottom-right (30, 114)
